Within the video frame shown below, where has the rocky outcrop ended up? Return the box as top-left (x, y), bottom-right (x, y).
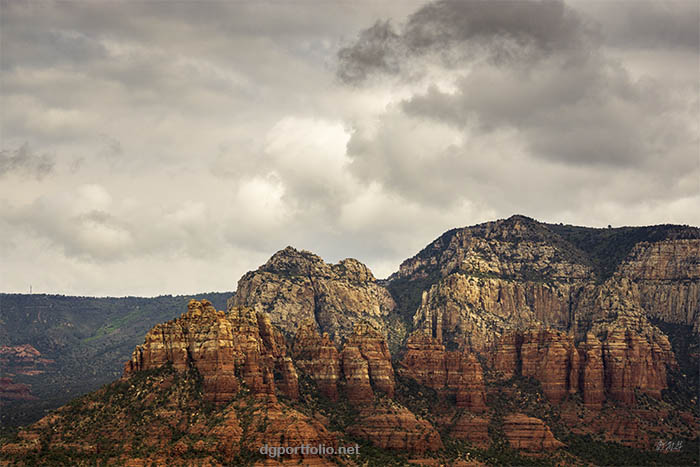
top-left (451, 415), bottom-right (490, 447)
top-left (230, 247), bottom-right (395, 342)
top-left (348, 405), bottom-right (442, 453)
top-left (0, 344), bottom-right (54, 376)
top-left (235, 399), bottom-right (337, 461)
top-left (579, 333), bottom-right (604, 408)
top-left (340, 323), bottom-right (395, 404)
top-left (582, 279), bottom-right (677, 405)
top-left (292, 321), bottom-right (341, 400)
top-left (399, 333), bottom-right (486, 411)
top-left (413, 274), bottom-right (583, 353)
top-left (616, 239), bottom-right (700, 332)
top-left (492, 328), bottom-right (579, 403)
top-left (394, 216), bottom-right (592, 352)
top-left (392, 216), bottom-right (592, 284)
top-left (125, 299), bottom-right (298, 403)
top-left (490, 317), bottom-right (673, 408)
top-left (502, 414), bottom-right (564, 451)
top-left (0, 377), bottom-right (36, 402)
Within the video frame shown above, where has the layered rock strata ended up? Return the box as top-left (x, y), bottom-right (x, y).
top-left (492, 328), bottom-right (580, 403)
top-left (450, 415), bottom-right (490, 447)
top-left (348, 405), bottom-right (442, 453)
top-left (491, 320), bottom-right (674, 407)
top-left (125, 299), bottom-right (299, 403)
top-left (399, 332), bottom-right (486, 411)
top-left (502, 414), bottom-right (564, 451)
top-left (341, 323), bottom-right (395, 404)
top-left (292, 321), bottom-right (341, 400)
top-left (616, 239), bottom-right (700, 331)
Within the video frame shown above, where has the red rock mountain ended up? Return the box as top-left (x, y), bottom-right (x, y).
top-left (2, 216), bottom-right (697, 466)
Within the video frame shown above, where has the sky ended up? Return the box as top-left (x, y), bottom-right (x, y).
top-left (1, 0), bottom-right (698, 296)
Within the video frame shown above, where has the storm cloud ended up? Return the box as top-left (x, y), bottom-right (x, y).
top-left (1, 0), bottom-right (697, 296)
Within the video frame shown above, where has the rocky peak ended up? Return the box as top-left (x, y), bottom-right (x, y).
top-left (231, 248), bottom-right (394, 342)
top-left (332, 258), bottom-right (376, 282)
top-left (260, 246), bottom-right (330, 277)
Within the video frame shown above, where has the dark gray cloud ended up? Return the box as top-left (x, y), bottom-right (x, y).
top-left (337, 0), bottom-right (590, 83)
top-left (0, 144), bottom-right (55, 179)
top-left (341, 0), bottom-right (698, 200)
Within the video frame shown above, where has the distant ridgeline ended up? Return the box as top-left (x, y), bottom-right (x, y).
top-left (0, 292), bottom-right (232, 427)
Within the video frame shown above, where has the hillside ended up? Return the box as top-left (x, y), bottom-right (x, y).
top-left (0, 293), bottom-right (232, 427)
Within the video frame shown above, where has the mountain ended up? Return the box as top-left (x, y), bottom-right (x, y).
top-left (1, 215), bottom-right (698, 466)
top-left (0, 292), bottom-right (232, 427)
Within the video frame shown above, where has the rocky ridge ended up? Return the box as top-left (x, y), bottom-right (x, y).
top-left (2, 216), bottom-right (698, 466)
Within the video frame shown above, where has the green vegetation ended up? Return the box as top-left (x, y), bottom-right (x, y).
top-left (562, 433), bottom-right (699, 466)
top-left (546, 222), bottom-right (699, 281)
top-left (0, 292), bottom-right (232, 427)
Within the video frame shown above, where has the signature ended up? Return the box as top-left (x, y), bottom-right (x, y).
top-left (655, 440), bottom-right (683, 453)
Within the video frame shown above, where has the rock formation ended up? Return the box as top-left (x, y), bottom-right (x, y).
top-left (578, 333), bottom-right (605, 408)
top-left (230, 247), bottom-right (395, 342)
top-left (348, 404), bottom-right (442, 453)
top-left (3, 216), bottom-right (698, 465)
top-left (0, 377), bottom-right (36, 402)
top-left (292, 321), bottom-right (341, 400)
top-left (616, 239), bottom-right (700, 332)
top-left (399, 332), bottom-right (486, 411)
top-left (502, 414), bottom-right (564, 451)
top-left (0, 345), bottom-right (54, 376)
top-left (581, 278), bottom-right (677, 405)
top-left (451, 414), bottom-right (490, 447)
top-left (340, 323), bottom-right (395, 404)
top-left (125, 299), bottom-right (299, 403)
top-left (492, 328), bottom-right (579, 403)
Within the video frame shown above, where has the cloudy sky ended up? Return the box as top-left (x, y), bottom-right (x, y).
top-left (1, 0), bottom-right (698, 296)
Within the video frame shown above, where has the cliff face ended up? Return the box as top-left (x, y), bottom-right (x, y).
top-left (230, 247), bottom-right (395, 342)
top-left (399, 332), bottom-right (486, 412)
top-left (125, 299), bottom-right (298, 403)
top-left (616, 239), bottom-right (700, 332)
top-left (348, 404), bottom-right (443, 453)
top-left (580, 278), bottom-right (677, 405)
top-left (400, 217), bottom-right (592, 352)
top-left (503, 414), bottom-right (565, 451)
top-left (392, 216), bottom-right (695, 411)
top-left (492, 328), bottom-right (580, 403)
top-left (341, 323), bottom-right (395, 404)
top-left (292, 321), bottom-right (341, 400)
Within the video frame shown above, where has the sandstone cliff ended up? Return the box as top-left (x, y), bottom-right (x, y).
top-left (616, 239), bottom-right (700, 332)
top-left (341, 323), bottom-right (395, 404)
top-left (348, 404), bottom-right (442, 453)
top-left (399, 332), bottom-right (486, 412)
top-left (502, 414), bottom-right (564, 451)
top-left (393, 216), bottom-right (693, 412)
top-left (125, 299), bottom-right (299, 403)
top-left (292, 321), bottom-right (341, 400)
